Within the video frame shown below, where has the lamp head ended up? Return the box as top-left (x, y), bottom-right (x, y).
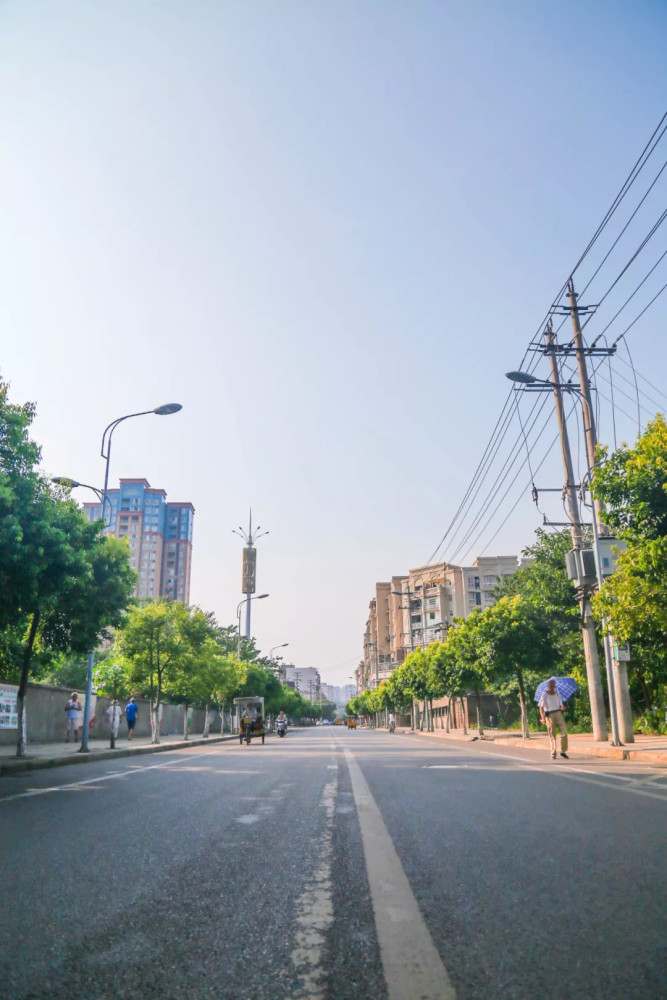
top-left (506, 371), bottom-right (538, 384)
top-left (258, 593), bottom-right (269, 599)
top-left (153, 403), bottom-right (182, 416)
top-left (52, 477), bottom-right (80, 488)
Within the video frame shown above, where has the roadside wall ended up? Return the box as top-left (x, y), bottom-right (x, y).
top-left (0, 681), bottom-right (222, 745)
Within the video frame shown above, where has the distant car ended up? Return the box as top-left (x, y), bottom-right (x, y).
top-left (322, 719), bottom-right (331, 725)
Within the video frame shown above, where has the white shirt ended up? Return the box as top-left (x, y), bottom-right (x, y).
top-left (539, 691), bottom-right (563, 713)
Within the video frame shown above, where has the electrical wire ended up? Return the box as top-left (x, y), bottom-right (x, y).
top-left (448, 395), bottom-right (554, 564)
top-left (423, 112), bottom-right (667, 569)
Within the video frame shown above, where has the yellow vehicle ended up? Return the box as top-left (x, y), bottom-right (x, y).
top-left (346, 717), bottom-right (357, 729)
top-left (334, 717), bottom-right (343, 726)
top-left (234, 696), bottom-right (266, 745)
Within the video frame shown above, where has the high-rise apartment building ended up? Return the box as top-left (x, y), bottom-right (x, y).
top-left (361, 555), bottom-right (520, 688)
top-left (83, 478), bottom-right (194, 603)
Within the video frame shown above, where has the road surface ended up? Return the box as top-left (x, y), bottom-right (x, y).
top-left (1, 728), bottom-right (665, 999)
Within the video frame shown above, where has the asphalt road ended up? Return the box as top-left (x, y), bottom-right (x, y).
top-left (1, 728), bottom-right (665, 1000)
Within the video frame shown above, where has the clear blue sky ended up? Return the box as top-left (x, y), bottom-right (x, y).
top-left (2, 1), bottom-right (666, 685)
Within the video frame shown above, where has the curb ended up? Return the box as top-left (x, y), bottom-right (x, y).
top-left (0, 734), bottom-right (242, 777)
top-left (393, 729), bottom-right (667, 764)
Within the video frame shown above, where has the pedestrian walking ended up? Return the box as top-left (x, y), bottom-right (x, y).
top-left (106, 699), bottom-right (122, 739)
top-left (65, 692), bottom-right (82, 743)
top-left (538, 678), bottom-right (569, 759)
top-left (125, 697), bottom-right (139, 740)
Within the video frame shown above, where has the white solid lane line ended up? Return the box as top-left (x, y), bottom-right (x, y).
top-left (0, 747), bottom-right (225, 804)
top-left (343, 745), bottom-right (456, 1000)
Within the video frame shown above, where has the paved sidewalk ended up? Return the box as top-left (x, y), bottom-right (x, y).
top-left (390, 727), bottom-right (667, 763)
top-left (0, 731), bottom-right (240, 776)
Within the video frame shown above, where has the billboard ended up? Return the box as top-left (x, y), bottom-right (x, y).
top-left (0, 683), bottom-right (18, 729)
top-left (242, 546), bottom-right (256, 594)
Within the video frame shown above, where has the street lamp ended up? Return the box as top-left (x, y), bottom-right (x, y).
top-left (505, 370), bottom-right (622, 745)
top-left (237, 594), bottom-right (269, 657)
top-left (270, 643), bottom-right (289, 659)
top-left (101, 403), bottom-right (182, 525)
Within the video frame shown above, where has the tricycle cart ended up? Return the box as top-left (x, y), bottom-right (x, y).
top-left (234, 696), bottom-right (265, 745)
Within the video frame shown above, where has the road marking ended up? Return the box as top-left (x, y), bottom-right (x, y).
top-left (343, 746), bottom-right (456, 1000)
top-left (0, 747), bottom-right (229, 804)
top-left (236, 814), bottom-right (260, 825)
top-left (422, 765), bottom-right (470, 769)
top-left (288, 770), bottom-right (337, 1000)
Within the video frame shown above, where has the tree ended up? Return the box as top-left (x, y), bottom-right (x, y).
top-left (593, 414), bottom-right (667, 540)
top-left (444, 612), bottom-right (490, 736)
top-left (12, 497), bottom-right (135, 755)
top-left (477, 596), bottom-right (557, 739)
top-left (117, 601), bottom-right (196, 743)
top-left (0, 377), bottom-right (135, 754)
top-left (93, 660), bottom-right (131, 702)
top-left (167, 607), bottom-right (221, 740)
top-left (428, 640), bottom-right (465, 733)
top-left (592, 416), bottom-right (667, 722)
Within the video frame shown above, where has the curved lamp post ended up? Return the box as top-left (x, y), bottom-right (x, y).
top-left (237, 594), bottom-right (269, 657)
top-left (101, 403), bottom-right (182, 525)
top-left (505, 370), bottom-right (622, 746)
top-left (269, 643), bottom-right (289, 659)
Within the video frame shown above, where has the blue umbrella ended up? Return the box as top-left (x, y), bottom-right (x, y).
top-left (534, 677), bottom-right (579, 703)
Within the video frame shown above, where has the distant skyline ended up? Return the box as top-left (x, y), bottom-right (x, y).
top-left (2, 1), bottom-right (666, 685)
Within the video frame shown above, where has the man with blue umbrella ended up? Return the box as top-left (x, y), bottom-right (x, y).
top-left (537, 678), bottom-right (570, 760)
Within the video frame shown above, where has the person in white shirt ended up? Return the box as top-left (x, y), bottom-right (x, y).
top-left (106, 700), bottom-right (122, 739)
top-left (538, 679), bottom-right (569, 759)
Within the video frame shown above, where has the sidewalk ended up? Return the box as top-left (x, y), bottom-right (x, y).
top-left (392, 727), bottom-right (667, 764)
top-left (0, 731), bottom-right (240, 777)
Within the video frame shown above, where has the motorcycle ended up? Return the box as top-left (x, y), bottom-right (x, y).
top-left (388, 719), bottom-right (395, 733)
top-left (276, 718), bottom-right (287, 737)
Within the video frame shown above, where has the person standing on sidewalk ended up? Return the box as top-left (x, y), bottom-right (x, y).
top-left (65, 693), bottom-right (82, 743)
top-left (106, 700), bottom-right (122, 739)
top-left (538, 679), bottom-right (569, 759)
top-left (125, 698), bottom-right (139, 740)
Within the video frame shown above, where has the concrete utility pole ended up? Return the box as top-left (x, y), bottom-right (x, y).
top-left (545, 322), bottom-right (608, 741)
top-left (567, 281), bottom-right (634, 742)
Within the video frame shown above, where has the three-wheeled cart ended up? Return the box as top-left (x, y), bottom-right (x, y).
top-left (234, 696), bottom-right (265, 745)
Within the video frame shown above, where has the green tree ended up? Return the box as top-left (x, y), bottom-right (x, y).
top-left (593, 414), bottom-right (667, 540)
top-left (117, 601), bottom-right (197, 743)
top-left (93, 660), bottom-right (131, 702)
top-left (477, 595), bottom-right (558, 738)
top-left (428, 640), bottom-right (466, 733)
top-left (592, 416), bottom-right (667, 720)
top-left (445, 611), bottom-right (490, 736)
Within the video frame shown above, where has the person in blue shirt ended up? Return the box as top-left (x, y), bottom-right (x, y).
top-left (125, 698), bottom-right (139, 740)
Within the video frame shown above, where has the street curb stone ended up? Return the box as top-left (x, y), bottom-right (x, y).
top-left (0, 734), bottom-right (241, 777)
top-left (392, 729), bottom-right (667, 764)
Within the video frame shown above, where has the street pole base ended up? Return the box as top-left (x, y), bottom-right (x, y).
top-left (77, 746), bottom-right (91, 754)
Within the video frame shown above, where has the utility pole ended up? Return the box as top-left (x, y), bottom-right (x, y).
top-left (566, 281), bottom-right (634, 742)
top-left (544, 322), bottom-right (608, 741)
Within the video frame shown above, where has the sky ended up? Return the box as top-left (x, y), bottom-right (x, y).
top-left (2, 1), bottom-right (667, 686)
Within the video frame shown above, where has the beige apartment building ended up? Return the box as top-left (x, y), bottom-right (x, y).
top-left (360, 555), bottom-right (519, 689)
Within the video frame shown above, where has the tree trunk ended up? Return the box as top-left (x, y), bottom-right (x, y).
top-left (445, 699), bottom-right (450, 733)
top-left (429, 698), bottom-right (434, 732)
top-left (516, 668), bottom-right (530, 739)
top-left (203, 702), bottom-right (210, 738)
top-left (151, 701), bottom-right (161, 744)
top-left (475, 688), bottom-right (484, 736)
top-left (410, 700), bottom-right (415, 731)
top-left (460, 696), bottom-right (468, 735)
top-left (183, 702), bottom-right (189, 741)
top-left (16, 610), bottom-right (40, 757)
